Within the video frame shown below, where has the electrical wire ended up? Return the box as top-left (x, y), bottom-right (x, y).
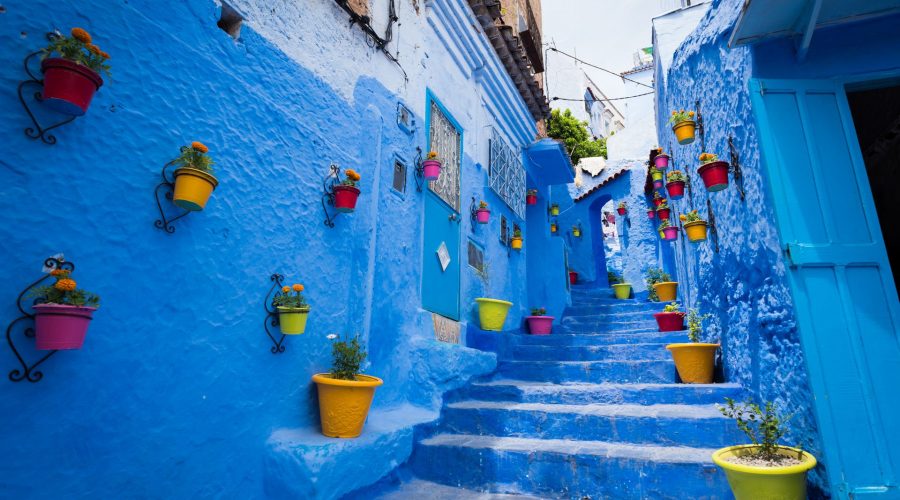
top-left (552, 91), bottom-right (655, 103)
top-left (547, 46), bottom-right (654, 89)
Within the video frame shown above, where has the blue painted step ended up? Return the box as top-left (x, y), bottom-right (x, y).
top-left (456, 380), bottom-right (744, 405)
top-left (367, 478), bottom-right (543, 499)
top-left (410, 434), bottom-right (730, 499)
top-left (511, 342), bottom-right (672, 361)
top-left (512, 330), bottom-right (688, 346)
top-left (560, 317), bottom-right (660, 331)
top-left (496, 359), bottom-right (677, 383)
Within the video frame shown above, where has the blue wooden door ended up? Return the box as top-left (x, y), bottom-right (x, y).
top-left (751, 78), bottom-right (900, 498)
top-left (422, 95), bottom-right (462, 320)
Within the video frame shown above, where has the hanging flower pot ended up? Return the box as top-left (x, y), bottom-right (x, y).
top-left (171, 142), bottom-right (218, 211)
top-left (273, 283), bottom-right (310, 335)
top-left (652, 193), bottom-right (664, 207)
top-left (647, 209), bottom-right (655, 219)
top-left (669, 110), bottom-right (697, 145)
top-left (659, 220), bottom-right (678, 240)
top-left (653, 281), bottom-right (678, 302)
top-left (654, 153), bottom-right (670, 169)
top-left (31, 267), bottom-right (100, 350)
top-left (550, 222), bottom-right (558, 233)
top-left (657, 206), bottom-right (671, 220)
top-left (684, 220), bottom-right (708, 242)
top-left (333, 169), bottom-right (362, 213)
top-left (526, 189), bottom-right (538, 205)
top-left (612, 283), bottom-right (632, 299)
top-left (39, 28), bottom-right (110, 116)
top-left (569, 270), bottom-right (578, 285)
top-left (526, 307), bottom-right (553, 335)
top-left (665, 170), bottom-right (686, 200)
top-left (511, 236), bottom-right (523, 250)
top-left (422, 151), bottom-right (442, 181)
top-left (549, 204), bottom-right (560, 216)
top-left (697, 153), bottom-right (729, 192)
top-left (654, 307), bottom-right (685, 332)
top-left (313, 333), bottom-right (381, 438)
top-left (572, 226), bottom-right (581, 238)
top-left (617, 202), bottom-right (627, 216)
top-left (475, 200), bottom-right (490, 224)
top-left (475, 298), bottom-right (513, 331)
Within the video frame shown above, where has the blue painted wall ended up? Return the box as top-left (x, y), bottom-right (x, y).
top-left (0, 0), bottom-right (564, 497)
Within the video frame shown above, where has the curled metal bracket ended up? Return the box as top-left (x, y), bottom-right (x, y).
top-left (707, 198), bottom-right (720, 253)
top-left (153, 151), bottom-right (192, 234)
top-left (18, 46), bottom-right (77, 145)
top-left (264, 274), bottom-right (287, 354)
top-left (728, 136), bottom-right (746, 201)
top-left (413, 147), bottom-right (426, 192)
top-left (321, 164), bottom-right (342, 228)
top-left (695, 100), bottom-right (706, 152)
top-left (5, 257), bottom-right (73, 383)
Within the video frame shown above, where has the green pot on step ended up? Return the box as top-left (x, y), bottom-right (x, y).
top-left (475, 298), bottom-right (513, 331)
top-left (612, 283), bottom-right (632, 299)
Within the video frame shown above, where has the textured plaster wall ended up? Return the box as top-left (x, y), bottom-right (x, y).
top-left (0, 0), bottom-right (557, 497)
top-left (654, 0), bottom-right (825, 491)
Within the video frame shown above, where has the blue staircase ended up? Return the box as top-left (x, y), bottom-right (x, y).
top-left (356, 286), bottom-right (744, 499)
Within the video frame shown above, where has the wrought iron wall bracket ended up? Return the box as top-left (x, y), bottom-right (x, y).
top-left (153, 156), bottom-right (192, 234)
top-left (707, 198), bottom-right (720, 253)
top-left (728, 136), bottom-right (746, 201)
top-left (413, 147), bottom-right (426, 192)
top-left (263, 274), bottom-right (287, 354)
top-left (18, 46), bottom-right (77, 145)
top-left (321, 164), bottom-right (342, 228)
top-left (469, 196), bottom-right (480, 232)
top-left (695, 100), bottom-right (706, 152)
top-left (5, 257), bottom-right (73, 383)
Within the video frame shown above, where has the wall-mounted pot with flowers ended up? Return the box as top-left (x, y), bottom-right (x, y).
top-left (647, 207), bottom-right (656, 219)
top-left (650, 166), bottom-right (664, 188)
top-left (511, 226), bottom-right (523, 250)
top-left (30, 268), bottom-right (100, 350)
top-left (475, 201), bottom-right (490, 224)
top-left (526, 307), bottom-right (553, 335)
top-left (172, 142), bottom-right (218, 211)
top-left (272, 283), bottom-right (310, 335)
top-left (617, 201), bottom-right (627, 216)
top-left (550, 221), bottom-right (558, 233)
top-left (680, 210), bottom-right (709, 242)
top-left (312, 333), bottom-right (383, 438)
top-left (666, 308), bottom-right (718, 383)
top-left (653, 301), bottom-right (685, 332)
top-left (665, 170), bottom-right (686, 200)
top-left (334, 169), bottom-right (362, 212)
top-left (697, 153), bottom-right (730, 192)
top-left (669, 109), bottom-right (696, 145)
top-left (608, 270), bottom-right (632, 299)
top-left (654, 149), bottom-right (670, 169)
top-left (422, 151), bottom-right (442, 181)
top-left (549, 203), bottom-right (560, 216)
top-left (40, 28), bottom-right (110, 116)
top-left (659, 219), bottom-right (678, 241)
top-left (652, 191), bottom-right (664, 207)
top-left (526, 189), bottom-right (538, 205)
top-left (656, 200), bottom-right (671, 221)
top-left (475, 298), bottom-right (513, 331)
top-left (572, 225), bottom-right (581, 238)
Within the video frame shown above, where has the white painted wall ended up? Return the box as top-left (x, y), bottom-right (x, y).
top-left (605, 68), bottom-right (657, 161)
top-left (652, 2), bottom-right (711, 88)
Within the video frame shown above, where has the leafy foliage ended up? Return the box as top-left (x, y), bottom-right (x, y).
top-left (666, 170), bottom-right (685, 182)
top-left (699, 152), bottom-right (719, 164)
top-left (663, 301), bottom-right (681, 313)
top-left (173, 144), bottom-right (214, 174)
top-left (617, 201), bottom-right (626, 209)
top-left (530, 307), bottom-right (547, 316)
top-left (43, 28), bottom-right (111, 77)
top-left (680, 209), bottom-right (705, 224)
top-left (29, 268), bottom-right (100, 308)
top-left (607, 270), bottom-right (623, 285)
top-left (719, 398), bottom-right (796, 461)
top-left (546, 109), bottom-right (607, 164)
top-left (668, 109), bottom-right (695, 125)
top-left (273, 283), bottom-right (308, 309)
top-left (658, 219), bottom-right (672, 231)
top-left (686, 308), bottom-right (711, 342)
top-left (328, 333), bottom-right (367, 381)
top-left (645, 268), bottom-right (671, 302)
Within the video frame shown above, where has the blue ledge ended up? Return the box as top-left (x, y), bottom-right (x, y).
top-left (525, 138), bottom-right (575, 185)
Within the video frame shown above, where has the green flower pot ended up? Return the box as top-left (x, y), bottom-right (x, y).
top-left (277, 306), bottom-right (310, 335)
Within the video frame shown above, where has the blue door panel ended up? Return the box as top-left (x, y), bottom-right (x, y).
top-left (422, 191), bottom-right (460, 319)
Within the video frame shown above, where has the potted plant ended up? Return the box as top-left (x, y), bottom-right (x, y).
top-left (334, 169), bottom-right (362, 213)
top-left (569, 269), bottom-right (578, 285)
top-left (549, 203), bottom-right (560, 216)
top-left (617, 201), bottom-right (627, 216)
top-left (312, 333), bottom-right (383, 438)
top-left (669, 109), bottom-right (696, 145)
top-left (656, 200), bottom-right (671, 221)
top-left (652, 191), bottom-right (664, 207)
top-left (680, 210), bottom-right (709, 242)
top-left (511, 226), bottom-right (523, 250)
top-left (647, 208), bottom-right (656, 219)
top-left (697, 153), bottom-right (730, 192)
top-left (29, 267), bottom-right (100, 350)
top-left (659, 219), bottom-right (678, 241)
top-left (608, 270), bottom-right (632, 299)
top-left (654, 149), bottom-right (670, 169)
top-left (550, 221), bottom-right (558, 233)
top-left (475, 298), bottom-right (513, 331)
top-left (714, 399), bottom-right (817, 500)
top-left (665, 170), bottom-right (686, 200)
top-left (39, 28), bottom-right (110, 116)
top-left (526, 307), bottom-right (554, 335)
top-left (422, 151), bottom-right (441, 181)
top-left (650, 166), bottom-right (664, 188)
top-left (526, 189), bottom-right (538, 205)
top-left (653, 301), bottom-right (685, 332)
top-left (572, 225), bottom-right (581, 238)
top-left (645, 268), bottom-right (675, 302)
top-left (475, 200), bottom-right (490, 224)
top-left (272, 283), bottom-right (310, 335)
top-left (172, 142), bottom-right (218, 211)
top-left (666, 308), bottom-right (719, 383)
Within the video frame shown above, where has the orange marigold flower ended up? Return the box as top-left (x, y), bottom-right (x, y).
top-left (55, 278), bottom-right (77, 292)
top-left (191, 141), bottom-right (209, 153)
top-left (50, 269), bottom-right (64, 276)
top-left (87, 44), bottom-right (101, 55)
top-left (292, 284), bottom-right (304, 292)
top-left (688, 111), bottom-right (695, 116)
top-left (100, 51), bottom-right (110, 59)
top-left (282, 286), bottom-right (290, 293)
top-left (680, 214), bottom-right (687, 221)
top-left (71, 28), bottom-right (92, 44)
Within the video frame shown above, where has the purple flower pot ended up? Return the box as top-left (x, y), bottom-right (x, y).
top-left (653, 179), bottom-right (664, 189)
top-left (476, 209), bottom-right (490, 224)
top-left (423, 160), bottom-right (441, 181)
top-left (33, 304), bottom-right (97, 350)
top-left (526, 316), bottom-right (554, 335)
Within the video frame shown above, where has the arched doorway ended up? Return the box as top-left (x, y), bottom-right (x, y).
top-left (587, 194), bottom-right (623, 287)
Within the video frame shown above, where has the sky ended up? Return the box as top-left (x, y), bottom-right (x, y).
top-left (541, 0), bottom-right (674, 100)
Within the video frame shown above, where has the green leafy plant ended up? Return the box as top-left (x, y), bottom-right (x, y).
top-left (668, 109), bottom-right (696, 125)
top-left (666, 170), bottom-right (685, 182)
top-left (686, 308), bottom-right (711, 342)
top-left (719, 398), bottom-right (798, 462)
top-left (478, 200), bottom-right (488, 210)
top-left (546, 109), bottom-right (608, 163)
top-left (512, 226), bottom-right (522, 238)
top-left (272, 283), bottom-right (308, 309)
top-left (680, 209), bottom-right (705, 224)
top-left (649, 166), bottom-right (662, 176)
top-left (43, 28), bottom-right (111, 77)
top-left (645, 268), bottom-right (671, 301)
top-left (326, 333), bottom-right (367, 381)
top-left (699, 152), bottom-right (719, 165)
top-left (658, 219), bottom-right (672, 231)
top-left (530, 307), bottom-right (547, 316)
top-left (527, 189), bottom-right (537, 196)
top-left (173, 142), bottom-right (215, 174)
top-left (607, 270), bottom-right (623, 284)
top-left (652, 191), bottom-right (664, 202)
top-left (617, 201), bottom-right (626, 209)
top-left (29, 268), bottom-right (100, 308)
top-left (663, 301), bottom-right (681, 313)
top-left (657, 200), bottom-right (670, 211)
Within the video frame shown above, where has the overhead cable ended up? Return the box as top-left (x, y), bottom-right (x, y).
top-left (547, 47), bottom-right (654, 89)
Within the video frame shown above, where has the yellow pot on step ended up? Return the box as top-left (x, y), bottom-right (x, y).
top-left (312, 373), bottom-right (383, 438)
top-left (612, 283), bottom-right (632, 299)
top-left (511, 237), bottom-right (523, 250)
top-left (475, 298), bottom-right (513, 331)
top-left (654, 281), bottom-right (678, 302)
top-left (666, 343), bottom-right (719, 383)
top-left (712, 445), bottom-right (817, 500)
top-left (173, 167), bottom-right (218, 211)
top-left (684, 220), bottom-right (708, 242)
top-left (672, 120), bottom-right (696, 145)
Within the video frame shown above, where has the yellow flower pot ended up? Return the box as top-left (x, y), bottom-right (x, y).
top-left (312, 373), bottom-right (383, 438)
top-left (550, 224), bottom-right (557, 233)
top-left (475, 298), bottom-right (513, 331)
top-left (612, 283), bottom-right (632, 299)
top-left (651, 171), bottom-right (664, 182)
top-left (572, 229), bottom-right (581, 238)
top-left (511, 237), bottom-right (523, 250)
top-left (654, 281), bottom-right (678, 302)
top-left (277, 306), bottom-right (310, 335)
top-left (550, 205), bottom-right (560, 216)
top-left (672, 120), bottom-right (696, 145)
top-left (684, 220), bottom-right (708, 242)
top-left (666, 343), bottom-right (719, 383)
top-left (712, 445), bottom-right (817, 500)
top-left (173, 167), bottom-right (218, 211)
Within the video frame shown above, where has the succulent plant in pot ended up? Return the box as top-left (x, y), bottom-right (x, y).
top-left (39, 27), bottom-right (111, 116)
top-left (666, 170), bottom-right (686, 199)
top-left (422, 151), bottom-right (442, 181)
top-left (172, 142), bottom-right (218, 211)
top-left (334, 169), bottom-right (362, 212)
top-left (669, 109), bottom-right (696, 145)
top-left (272, 283), bottom-right (310, 335)
top-left (697, 152), bottom-right (730, 192)
top-left (475, 200), bottom-right (490, 224)
top-left (653, 301), bottom-right (686, 332)
top-left (666, 308), bottom-right (719, 383)
top-left (680, 209), bottom-right (709, 242)
top-left (526, 306), bottom-right (554, 335)
top-left (312, 333), bottom-right (383, 438)
top-left (29, 267), bottom-right (100, 350)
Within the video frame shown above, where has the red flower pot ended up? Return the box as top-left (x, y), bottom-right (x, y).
top-left (333, 185), bottom-right (361, 213)
top-left (526, 316), bottom-right (554, 335)
top-left (654, 154), bottom-right (670, 169)
top-left (476, 209), bottom-right (490, 224)
top-left (657, 208), bottom-right (671, 220)
top-left (653, 312), bottom-right (685, 332)
top-left (569, 271), bottom-right (578, 285)
top-left (422, 160), bottom-right (441, 181)
top-left (40, 58), bottom-right (103, 116)
top-left (662, 226), bottom-right (678, 240)
top-left (653, 198), bottom-right (663, 207)
top-left (666, 181), bottom-right (685, 199)
top-left (697, 161), bottom-right (729, 192)
top-left (617, 207), bottom-right (626, 216)
top-left (33, 304), bottom-right (96, 350)
top-left (526, 194), bottom-right (537, 205)
top-left (647, 209), bottom-right (655, 219)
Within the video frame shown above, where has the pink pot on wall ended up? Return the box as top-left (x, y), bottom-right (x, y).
top-left (653, 312), bottom-right (685, 332)
top-left (647, 209), bottom-right (656, 219)
top-left (526, 316), bottom-right (554, 335)
top-left (33, 304), bottom-right (97, 350)
top-left (662, 226), bottom-right (679, 240)
top-left (476, 209), bottom-right (490, 224)
top-left (422, 159), bottom-right (442, 181)
top-left (654, 154), bottom-right (670, 169)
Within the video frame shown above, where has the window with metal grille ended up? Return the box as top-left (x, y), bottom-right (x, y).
top-left (489, 129), bottom-right (525, 219)
top-left (429, 101), bottom-right (461, 211)
top-left (392, 159), bottom-right (406, 194)
top-left (467, 240), bottom-right (484, 272)
top-left (500, 215), bottom-right (508, 246)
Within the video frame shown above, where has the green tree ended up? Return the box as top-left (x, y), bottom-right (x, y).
top-left (546, 109), bottom-right (608, 164)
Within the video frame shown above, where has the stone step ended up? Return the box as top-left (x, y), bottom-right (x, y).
top-left (511, 330), bottom-right (688, 346)
top-left (510, 342), bottom-right (672, 361)
top-left (560, 317), bottom-right (660, 331)
top-left (364, 478), bottom-right (544, 499)
top-left (410, 434), bottom-right (730, 499)
top-left (457, 380), bottom-right (743, 405)
top-left (563, 308), bottom-right (661, 320)
top-left (441, 400), bottom-right (740, 448)
top-left (496, 360), bottom-right (677, 384)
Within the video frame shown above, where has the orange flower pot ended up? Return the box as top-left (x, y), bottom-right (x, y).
top-left (684, 220), bottom-right (708, 242)
top-left (173, 168), bottom-right (218, 211)
top-left (666, 343), bottom-right (719, 383)
top-left (653, 281), bottom-right (678, 302)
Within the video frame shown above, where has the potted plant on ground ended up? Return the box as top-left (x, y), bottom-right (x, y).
top-left (526, 307), bottom-right (554, 335)
top-left (475, 297), bottom-right (513, 331)
top-left (652, 191), bottom-right (664, 207)
top-left (39, 27), bottom-right (110, 116)
top-left (653, 301), bottom-right (685, 332)
top-left (617, 202), bottom-right (627, 216)
top-left (650, 166), bottom-right (664, 188)
top-left (645, 268), bottom-right (676, 302)
top-left (680, 210), bottom-right (709, 242)
top-left (666, 308), bottom-right (719, 383)
top-left (608, 270), bottom-right (632, 299)
top-left (334, 168), bottom-right (362, 212)
top-left (511, 226), bottom-right (523, 250)
top-left (475, 200), bottom-right (490, 224)
top-left (272, 283), bottom-right (310, 335)
top-left (666, 170), bottom-right (686, 200)
top-left (312, 333), bottom-right (383, 438)
top-left (654, 149), bottom-right (670, 169)
top-left (669, 109), bottom-right (696, 145)
top-left (172, 142), bottom-right (218, 211)
top-left (713, 399), bottom-right (817, 500)
top-left (30, 267), bottom-right (100, 350)
top-left (568, 269), bottom-right (578, 285)
top-left (422, 151), bottom-right (441, 181)
top-left (549, 203), bottom-right (560, 216)
top-left (526, 189), bottom-right (538, 205)
top-left (659, 219), bottom-right (678, 241)
top-left (697, 153), bottom-right (730, 192)
top-left (656, 200), bottom-right (671, 221)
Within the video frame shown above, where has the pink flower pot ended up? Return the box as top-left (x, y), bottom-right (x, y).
top-left (41, 58), bottom-right (103, 116)
top-left (617, 207), bottom-right (626, 216)
top-left (657, 208), bottom-right (671, 220)
top-left (697, 161), bottom-right (729, 192)
top-left (662, 226), bottom-right (678, 240)
top-left (526, 316), bottom-right (554, 335)
top-left (653, 179), bottom-right (664, 189)
top-left (654, 154), bottom-right (670, 169)
top-left (333, 185), bottom-right (360, 213)
top-left (422, 160), bottom-right (441, 181)
top-left (476, 209), bottom-right (490, 224)
top-left (653, 311), bottom-right (685, 332)
top-left (526, 194), bottom-right (537, 205)
top-left (666, 181), bottom-right (685, 200)
top-left (33, 304), bottom-right (97, 350)
top-left (647, 209), bottom-right (655, 219)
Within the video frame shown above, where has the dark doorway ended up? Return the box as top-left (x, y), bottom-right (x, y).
top-left (847, 84), bottom-right (900, 292)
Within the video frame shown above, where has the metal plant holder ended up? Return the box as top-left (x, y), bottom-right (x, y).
top-left (17, 38), bottom-right (77, 145)
top-left (707, 198), bottom-right (720, 253)
top-left (153, 151), bottom-right (192, 234)
top-left (728, 136), bottom-right (746, 201)
top-left (695, 100), bottom-right (706, 152)
top-left (321, 163), bottom-right (344, 228)
top-left (263, 274), bottom-right (287, 354)
top-left (413, 147), bottom-right (426, 192)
